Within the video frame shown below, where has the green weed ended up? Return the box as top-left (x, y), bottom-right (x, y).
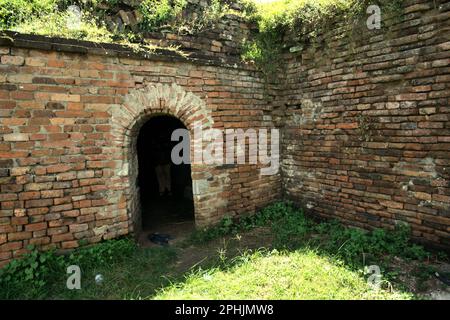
top-left (0, 238), bottom-right (136, 299)
top-left (189, 201), bottom-right (431, 269)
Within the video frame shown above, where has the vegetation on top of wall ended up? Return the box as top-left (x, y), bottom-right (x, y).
top-left (1, 0), bottom-right (125, 43)
top-left (0, 0), bottom-right (230, 54)
top-left (12, 7), bottom-right (114, 43)
top-left (138, 0), bottom-right (188, 31)
top-left (0, 0), bottom-right (57, 29)
top-left (239, 0), bottom-right (404, 76)
top-left (139, 0), bottom-right (230, 34)
top-left (0, 0), bottom-right (405, 69)
top-left (241, 0), bottom-right (403, 37)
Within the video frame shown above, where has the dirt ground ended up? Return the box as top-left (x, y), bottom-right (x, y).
top-left (141, 224), bottom-right (450, 300)
top-left (173, 227), bottom-right (275, 273)
top-left (388, 256), bottom-right (450, 300)
top-left (138, 195), bottom-right (196, 248)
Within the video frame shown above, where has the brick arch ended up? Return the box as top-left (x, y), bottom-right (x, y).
top-left (107, 83), bottom-right (218, 236)
top-left (111, 83), bottom-right (213, 146)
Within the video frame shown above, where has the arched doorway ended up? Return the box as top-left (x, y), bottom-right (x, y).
top-left (110, 84), bottom-right (225, 238)
top-left (136, 115), bottom-right (195, 244)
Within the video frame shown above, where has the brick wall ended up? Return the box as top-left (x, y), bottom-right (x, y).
top-left (0, 33), bottom-right (281, 267)
top-left (1, 0), bottom-right (450, 267)
top-left (281, 0), bottom-right (450, 248)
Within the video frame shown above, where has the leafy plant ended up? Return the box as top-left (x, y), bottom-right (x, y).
top-left (188, 201), bottom-right (298, 244)
top-left (0, 246), bottom-right (65, 299)
top-left (13, 9), bottom-right (113, 42)
top-left (0, 0), bottom-right (58, 29)
top-left (310, 220), bottom-right (430, 266)
top-left (240, 0), bottom-right (404, 74)
top-left (188, 201), bottom-right (432, 271)
top-left (241, 28), bottom-right (284, 79)
top-left (0, 238), bottom-right (136, 299)
top-left (138, 0), bottom-right (187, 31)
top-left (180, 0), bottom-right (230, 34)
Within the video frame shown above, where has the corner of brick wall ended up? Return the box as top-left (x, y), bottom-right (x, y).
top-left (281, 0), bottom-right (450, 248)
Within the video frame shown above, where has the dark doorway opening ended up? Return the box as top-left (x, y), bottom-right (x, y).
top-left (137, 115), bottom-right (194, 245)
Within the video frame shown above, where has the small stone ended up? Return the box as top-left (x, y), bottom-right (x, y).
top-left (95, 274), bottom-right (104, 284)
top-left (118, 10), bottom-right (130, 25)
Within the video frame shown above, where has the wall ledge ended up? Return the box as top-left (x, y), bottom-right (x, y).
top-left (0, 31), bottom-right (255, 71)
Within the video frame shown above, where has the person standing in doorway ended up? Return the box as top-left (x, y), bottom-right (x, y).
top-left (153, 134), bottom-right (172, 197)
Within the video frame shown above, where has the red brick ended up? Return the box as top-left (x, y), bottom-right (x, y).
top-left (25, 222), bottom-right (47, 232)
top-left (18, 191), bottom-right (40, 201)
top-left (0, 241), bottom-right (23, 252)
top-left (8, 232), bottom-right (32, 241)
top-left (47, 164), bottom-right (72, 174)
top-left (11, 217), bottom-right (28, 225)
top-left (52, 233), bottom-right (74, 242)
top-left (61, 241), bottom-right (79, 249)
top-left (25, 199), bottom-right (53, 208)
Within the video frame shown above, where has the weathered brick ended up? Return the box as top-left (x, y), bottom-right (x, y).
top-left (11, 216), bottom-right (28, 225)
top-left (61, 240), bottom-right (79, 249)
top-left (50, 94), bottom-right (80, 102)
top-left (69, 223), bottom-right (88, 233)
top-left (8, 232), bottom-right (32, 241)
top-left (25, 199), bottom-right (53, 208)
top-left (41, 190), bottom-right (63, 198)
top-left (1, 55), bottom-right (25, 66)
top-left (3, 133), bottom-right (29, 142)
top-left (25, 222), bottom-right (47, 232)
top-left (52, 233), bottom-right (74, 242)
top-left (0, 241), bottom-right (23, 252)
top-left (18, 191), bottom-right (40, 201)
top-left (47, 164), bottom-right (72, 174)
top-left (29, 237), bottom-right (51, 246)
top-left (0, 3), bottom-right (448, 268)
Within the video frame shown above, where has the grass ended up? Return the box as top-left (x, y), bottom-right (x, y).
top-left (188, 202), bottom-right (431, 267)
top-left (1, 0), bottom-right (229, 43)
top-left (52, 246), bottom-right (178, 300)
top-left (0, 202), bottom-right (447, 300)
top-left (241, 0), bottom-right (403, 37)
top-left (138, 0), bottom-right (188, 32)
top-left (0, 0), bottom-right (231, 58)
top-left (13, 9), bottom-right (114, 43)
top-left (155, 249), bottom-right (411, 300)
top-left (0, 238), bottom-right (178, 300)
top-left (0, 0), bottom-right (57, 29)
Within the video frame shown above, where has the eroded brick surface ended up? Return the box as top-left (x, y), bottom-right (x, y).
top-left (0, 0), bottom-right (449, 267)
top-left (0, 44), bottom-right (281, 267)
top-left (282, 0), bottom-right (450, 248)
